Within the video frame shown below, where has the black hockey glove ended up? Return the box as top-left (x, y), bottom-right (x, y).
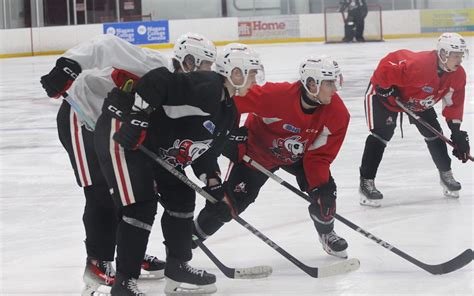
top-left (222, 126), bottom-right (248, 163)
top-left (451, 130), bottom-right (470, 163)
top-left (308, 176), bottom-right (337, 223)
top-left (40, 57), bottom-right (82, 98)
top-left (203, 182), bottom-right (237, 223)
top-left (375, 85), bottom-right (399, 98)
top-left (112, 111), bottom-right (149, 150)
top-left (102, 88), bottom-right (136, 120)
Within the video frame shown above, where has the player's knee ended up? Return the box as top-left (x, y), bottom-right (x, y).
top-left (370, 131), bottom-right (392, 145)
top-left (121, 200), bottom-right (157, 231)
top-left (194, 209), bottom-right (224, 241)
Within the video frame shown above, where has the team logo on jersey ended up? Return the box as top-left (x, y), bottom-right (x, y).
top-left (422, 86), bottom-right (434, 93)
top-left (386, 116), bottom-right (394, 126)
top-left (160, 139), bottom-right (212, 168)
top-left (270, 135), bottom-right (307, 162)
top-left (283, 123), bottom-right (301, 133)
top-left (233, 182), bottom-right (247, 194)
top-left (203, 120), bottom-right (216, 135)
top-left (419, 95), bottom-right (436, 108)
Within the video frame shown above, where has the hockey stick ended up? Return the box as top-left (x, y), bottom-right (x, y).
top-left (62, 93), bottom-right (96, 130)
top-left (138, 145), bottom-right (360, 278)
top-left (394, 99), bottom-right (473, 162)
top-left (242, 155), bottom-right (473, 275)
top-left (192, 235), bottom-right (272, 279)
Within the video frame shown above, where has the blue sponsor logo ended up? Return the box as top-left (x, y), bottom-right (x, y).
top-left (422, 86), bottom-right (434, 93)
top-left (103, 20), bottom-right (169, 45)
top-left (203, 120), bottom-right (216, 135)
top-left (283, 124), bottom-right (300, 133)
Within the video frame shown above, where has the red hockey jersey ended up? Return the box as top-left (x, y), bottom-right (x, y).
top-left (371, 50), bottom-right (466, 121)
top-left (234, 81), bottom-right (350, 189)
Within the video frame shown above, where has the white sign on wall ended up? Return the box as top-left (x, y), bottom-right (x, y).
top-left (238, 15), bottom-right (300, 40)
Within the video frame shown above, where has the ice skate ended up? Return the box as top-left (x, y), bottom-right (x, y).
top-left (111, 272), bottom-right (145, 296)
top-left (81, 257), bottom-right (115, 296)
top-left (318, 230), bottom-right (348, 259)
top-left (359, 177), bottom-right (383, 207)
top-left (164, 257), bottom-right (217, 295)
top-left (439, 170), bottom-right (461, 198)
top-left (140, 254), bottom-right (165, 279)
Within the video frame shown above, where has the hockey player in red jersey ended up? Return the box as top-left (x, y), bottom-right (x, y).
top-left (359, 32), bottom-right (470, 207)
top-left (40, 33), bottom-right (217, 295)
top-left (194, 55), bottom-right (351, 259)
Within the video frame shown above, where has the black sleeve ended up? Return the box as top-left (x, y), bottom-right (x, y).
top-left (135, 67), bottom-right (174, 109)
top-left (447, 120), bottom-right (461, 134)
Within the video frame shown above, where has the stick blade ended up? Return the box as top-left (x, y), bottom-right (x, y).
top-left (317, 258), bottom-right (360, 278)
top-left (426, 249), bottom-right (473, 275)
top-left (233, 265), bottom-right (273, 279)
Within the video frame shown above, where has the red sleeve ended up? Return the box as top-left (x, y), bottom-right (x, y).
top-left (442, 67), bottom-right (466, 122)
top-left (234, 84), bottom-right (266, 114)
top-left (303, 97), bottom-right (350, 189)
top-left (371, 52), bottom-right (408, 89)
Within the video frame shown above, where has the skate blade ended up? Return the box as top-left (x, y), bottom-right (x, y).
top-left (359, 196), bottom-right (381, 207)
top-left (234, 265), bottom-right (273, 279)
top-left (443, 189), bottom-right (460, 198)
top-left (440, 182), bottom-right (460, 198)
top-left (165, 277), bottom-right (217, 295)
top-left (82, 284), bottom-right (111, 296)
top-left (140, 268), bottom-right (165, 280)
top-left (323, 247), bottom-right (348, 259)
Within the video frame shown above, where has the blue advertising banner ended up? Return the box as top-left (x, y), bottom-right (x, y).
top-left (103, 20), bottom-right (169, 44)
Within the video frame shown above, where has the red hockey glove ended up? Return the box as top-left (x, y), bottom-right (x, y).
top-left (40, 57), bottom-right (82, 98)
top-left (308, 177), bottom-right (337, 223)
top-left (112, 111), bottom-right (149, 150)
top-left (222, 126), bottom-right (248, 163)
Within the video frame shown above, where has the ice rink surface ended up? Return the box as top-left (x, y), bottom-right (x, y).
top-left (0, 37), bottom-right (473, 295)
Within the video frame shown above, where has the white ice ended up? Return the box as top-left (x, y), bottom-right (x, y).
top-left (0, 37), bottom-right (473, 296)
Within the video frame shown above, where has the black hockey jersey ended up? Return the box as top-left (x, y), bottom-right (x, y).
top-left (135, 67), bottom-right (237, 181)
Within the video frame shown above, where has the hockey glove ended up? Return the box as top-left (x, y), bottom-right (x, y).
top-left (308, 176), bottom-right (337, 223)
top-left (451, 130), bottom-right (470, 163)
top-left (102, 88), bottom-right (136, 120)
top-left (203, 182), bottom-right (237, 223)
top-left (222, 126), bottom-right (248, 163)
top-left (375, 85), bottom-right (399, 98)
top-left (113, 111), bottom-right (149, 150)
top-left (40, 57), bottom-right (82, 98)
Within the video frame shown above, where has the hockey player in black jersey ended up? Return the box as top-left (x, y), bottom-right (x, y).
top-left (94, 43), bottom-right (264, 295)
top-left (40, 33), bottom-right (217, 295)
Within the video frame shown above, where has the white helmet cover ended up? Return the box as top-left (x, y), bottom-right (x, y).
top-left (437, 32), bottom-right (469, 67)
top-left (173, 32), bottom-right (217, 72)
top-left (215, 43), bottom-right (264, 88)
top-left (299, 55), bottom-right (342, 96)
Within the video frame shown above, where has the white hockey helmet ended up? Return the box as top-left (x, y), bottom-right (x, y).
top-left (173, 32), bottom-right (217, 72)
top-left (437, 32), bottom-right (469, 63)
top-left (215, 43), bottom-right (264, 88)
top-left (299, 55), bottom-right (342, 96)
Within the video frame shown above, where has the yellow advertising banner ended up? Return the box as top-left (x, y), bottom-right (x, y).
top-left (420, 9), bottom-right (474, 32)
